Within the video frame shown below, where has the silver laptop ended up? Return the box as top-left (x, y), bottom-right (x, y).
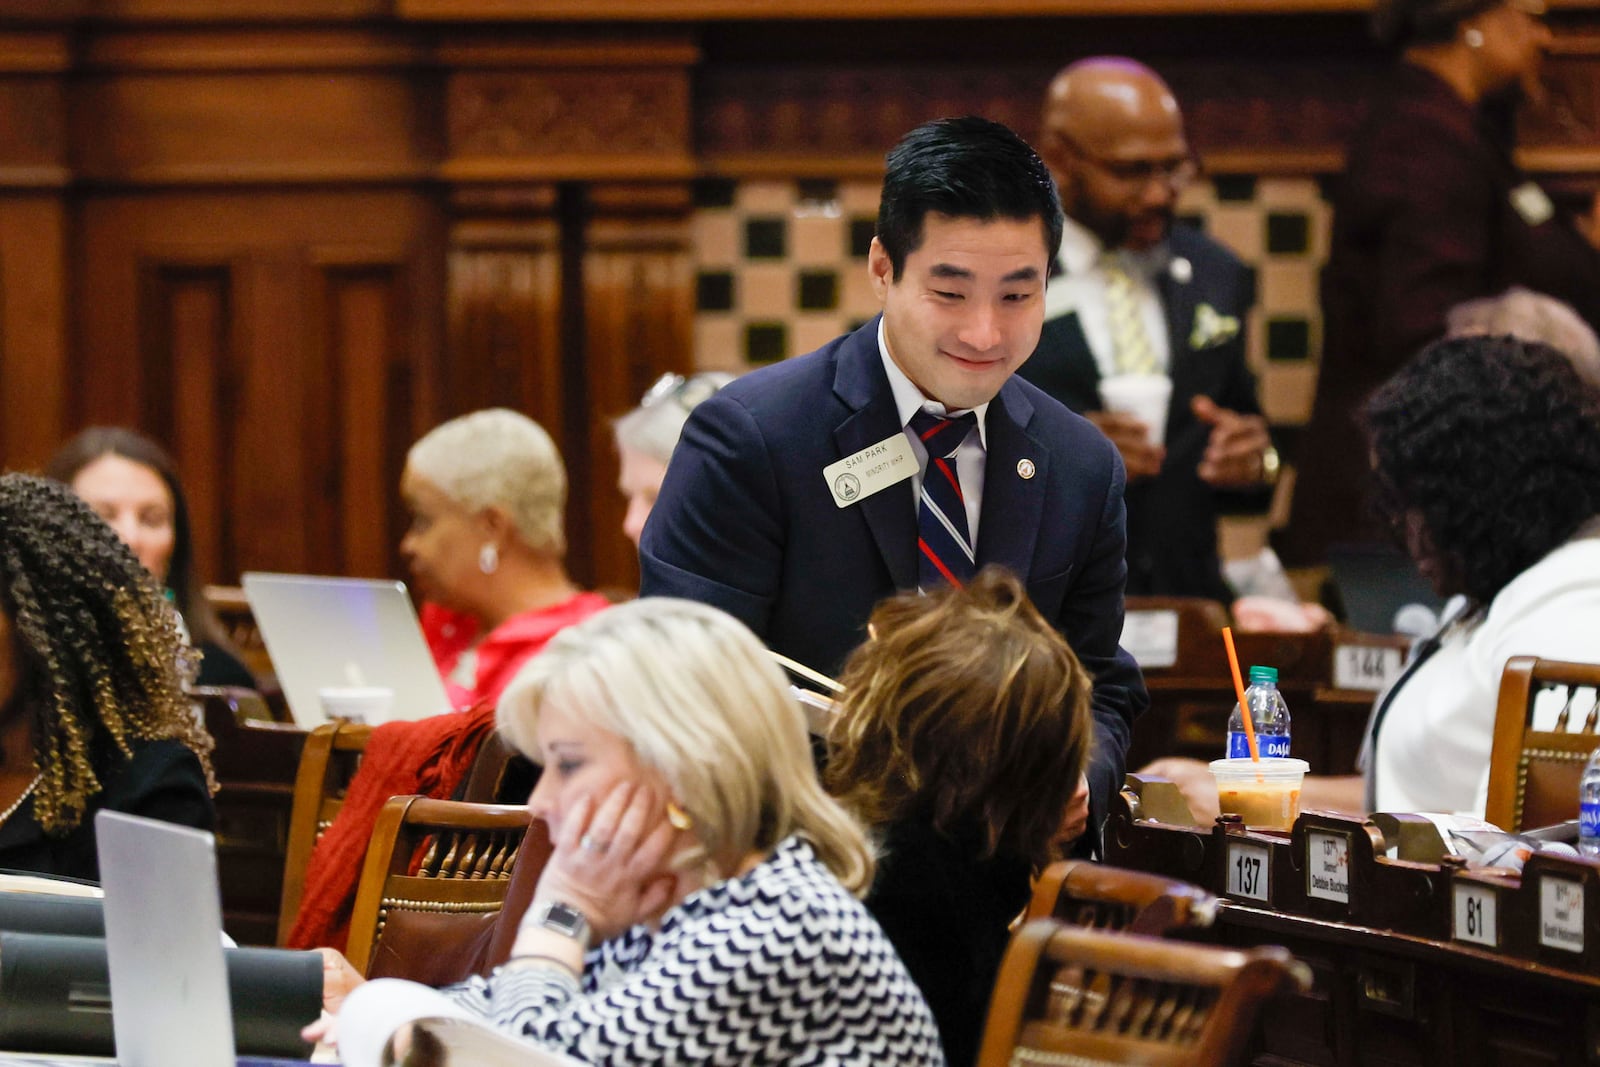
top-left (242, 573), bottom-right (452, 728)
top-left (95, 811), bottom-right (233, 1067)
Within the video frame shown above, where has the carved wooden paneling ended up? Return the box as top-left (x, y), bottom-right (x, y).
top-left (138, 261), bottom-right (235, 586)
top-left (581, 183), bottom-right (694, 591)
top-left (445, 68), bottom-right (693, 181)
top-left (444, 206), bottom-right (564, 436)
top-left (72, 27), bottom-right (432, 187)
top-left (0, 196), bottom-right (67, 473)
top-left (74, 191), bottom-right (440, 584)
top-left (303, 256), bottom-right (415, 579)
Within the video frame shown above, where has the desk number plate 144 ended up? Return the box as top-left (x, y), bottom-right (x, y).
top-left (1227, 841), bottom-right (1270, 903)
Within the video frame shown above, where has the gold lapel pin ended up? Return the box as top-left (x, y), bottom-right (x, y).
top-left (1017, 459), bottom-right (1036, 480)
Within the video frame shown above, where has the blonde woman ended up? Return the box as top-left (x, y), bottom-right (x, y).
top-left (327, 598), bottom-right (944, 1067)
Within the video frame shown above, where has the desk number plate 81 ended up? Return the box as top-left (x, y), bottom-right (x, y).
top-left (1452, 883), bottom-right (1499, 948)
top-left (1227, 841), bottom-right (1270, 903)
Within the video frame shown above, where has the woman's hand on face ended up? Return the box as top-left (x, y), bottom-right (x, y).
top-left (534, 781), bottom-right (680, 942)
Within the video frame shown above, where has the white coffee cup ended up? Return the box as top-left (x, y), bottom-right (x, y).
top-left (1099, 373), bottom-right (1173, 446)
top-left (318, 686), bottom-right (395, 725)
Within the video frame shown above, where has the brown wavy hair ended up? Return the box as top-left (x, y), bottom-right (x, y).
top-left (826, 566), bottom-right (1092, 868)
top-left (0, 474), bottom-right (215, 834)
top-left (44, 427), bottom-right (229, 651)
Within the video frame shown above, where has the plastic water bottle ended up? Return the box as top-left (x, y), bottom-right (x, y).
top-left (1580, 747), bottom-right (1600, 857)
top-left (1227, 665), bottom-right (1291, 759)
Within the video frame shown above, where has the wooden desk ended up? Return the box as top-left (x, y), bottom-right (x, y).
top-left (1128, 616), bottom-right (1406, 775)
top-left (1103, 780), bottom-right (1600, 1066)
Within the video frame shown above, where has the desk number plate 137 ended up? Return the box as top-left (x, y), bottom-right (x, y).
top-left (1227, 841), bottom-right (1271, 903)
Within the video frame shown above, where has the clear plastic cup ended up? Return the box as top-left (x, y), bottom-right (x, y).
top-left (1209, 757), bottom-right (1309, 830)
top-left (318, 686), bottom-right (395, 724)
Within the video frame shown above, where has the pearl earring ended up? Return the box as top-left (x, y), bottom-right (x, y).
top-left (478, 543), bottom-right (500, 575)
top-left (1464, 28), bottom-right (1484, 48)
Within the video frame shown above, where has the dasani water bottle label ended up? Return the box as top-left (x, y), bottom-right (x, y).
top-left (1228, 732), bottom-right (1290, 759)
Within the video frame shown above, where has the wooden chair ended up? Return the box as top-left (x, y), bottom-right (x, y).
top-left (977, 918), bottom-right (1309, 1067)
top-left (277, 719), bottom-right (373, 944)
top-left (343, 796), bottom-right (548, 983)
top-left (203, 584), bottom-right (275, 681)
top-left (194, 686), bottom-right (308, 946)
top-left (1025, 859), bottom-right (1216, 937)
top-left (1486, 656), bottom-right (1600, 832)
top-left (457, 729), bottom-right (539, 806)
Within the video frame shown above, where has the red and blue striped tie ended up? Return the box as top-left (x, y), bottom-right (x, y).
top-left (909, 409), bottom-right (977, 589)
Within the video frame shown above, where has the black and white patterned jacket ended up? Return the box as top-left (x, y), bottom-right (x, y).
top-left (444, 835), bottom-right (947, 1065)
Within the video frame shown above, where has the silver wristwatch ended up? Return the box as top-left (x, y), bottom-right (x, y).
top-left (531, 900), bottom-right (591, 945)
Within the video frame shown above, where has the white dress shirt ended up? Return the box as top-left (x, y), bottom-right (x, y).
top-left (877, 319), bottom-right (989, 546)
top-left (1045, 215), bottom-right (1173, 378)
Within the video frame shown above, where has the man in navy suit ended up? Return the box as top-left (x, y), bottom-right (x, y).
top-left (1020, 59), bottom-right (1275, 602)
top-left (641, 117), bottom-right (1146, 848)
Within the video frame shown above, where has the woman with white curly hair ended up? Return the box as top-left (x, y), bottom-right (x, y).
top-left (403, 409), bottom-right (611, 710)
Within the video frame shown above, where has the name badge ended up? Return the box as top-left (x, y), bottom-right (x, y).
top-left (823, 433), bottom-right (919, 508)
top-left (1510, 181), bottom-right (1554, 226)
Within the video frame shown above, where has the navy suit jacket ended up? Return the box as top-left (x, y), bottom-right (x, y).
top-left (1018, 225), bottom-right (1262, 601)
top-left (640, 317), bottom-right (1148, 841)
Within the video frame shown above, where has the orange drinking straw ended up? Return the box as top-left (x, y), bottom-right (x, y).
top-left (1222, 626), bottom-right (1261, 762)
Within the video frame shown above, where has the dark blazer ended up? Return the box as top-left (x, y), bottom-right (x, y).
top-left (866, 817), bottom-right (1031, 1067)
top-left (0, 738), bottom-right (214, 883)
top-left (1018, 225), bottom-right (1261, 602)
top-left (640, 317), bottom-right (1148, 840)
top-left (1282, 63), bottom-right (1600, 565)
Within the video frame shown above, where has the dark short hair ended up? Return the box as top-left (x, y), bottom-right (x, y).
top-left (1371, 0), bottom-right (1502, 48)
top-left (826, 566), bottom-right (1091, 869)
top-left (44, 426), bottom-right (224, 648)
top-left (876, 116), bottom-right (1063, 280)
top-left (1363, 334), bottom-right (1600, 604)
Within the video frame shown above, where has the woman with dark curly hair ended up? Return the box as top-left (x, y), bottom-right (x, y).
top-left (826, 567), bottom-right (1092, 1067)
top-left (0, 473), bottom-right (216, 881)
top-left (1360, 333), bottom-right (1600, 815)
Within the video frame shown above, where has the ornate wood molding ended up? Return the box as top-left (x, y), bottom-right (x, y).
top-left (396, 0), bottom-right (1600, 20)
top-left (437, 36), bottom-right (698, 184)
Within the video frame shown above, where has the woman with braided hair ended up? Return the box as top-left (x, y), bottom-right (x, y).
top-left (0, 473), bottom-right (215, 882)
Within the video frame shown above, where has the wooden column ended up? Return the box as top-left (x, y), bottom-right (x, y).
top-left (583, 183), bottom-right (694, 591)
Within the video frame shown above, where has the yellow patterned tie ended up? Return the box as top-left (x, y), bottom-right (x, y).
top-left (1103, 256), bottom-right (1160, 375)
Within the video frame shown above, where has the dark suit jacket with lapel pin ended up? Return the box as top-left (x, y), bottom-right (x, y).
top-left (1018, 225), bottom-right (1264, 602)
top-left (640, 315), bottom-right (1148, 846)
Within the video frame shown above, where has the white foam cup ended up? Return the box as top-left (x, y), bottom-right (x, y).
top-left (1099, 373), bottom-right (1173, 446)
top-left (318, 686), bottom-right (395, 724)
